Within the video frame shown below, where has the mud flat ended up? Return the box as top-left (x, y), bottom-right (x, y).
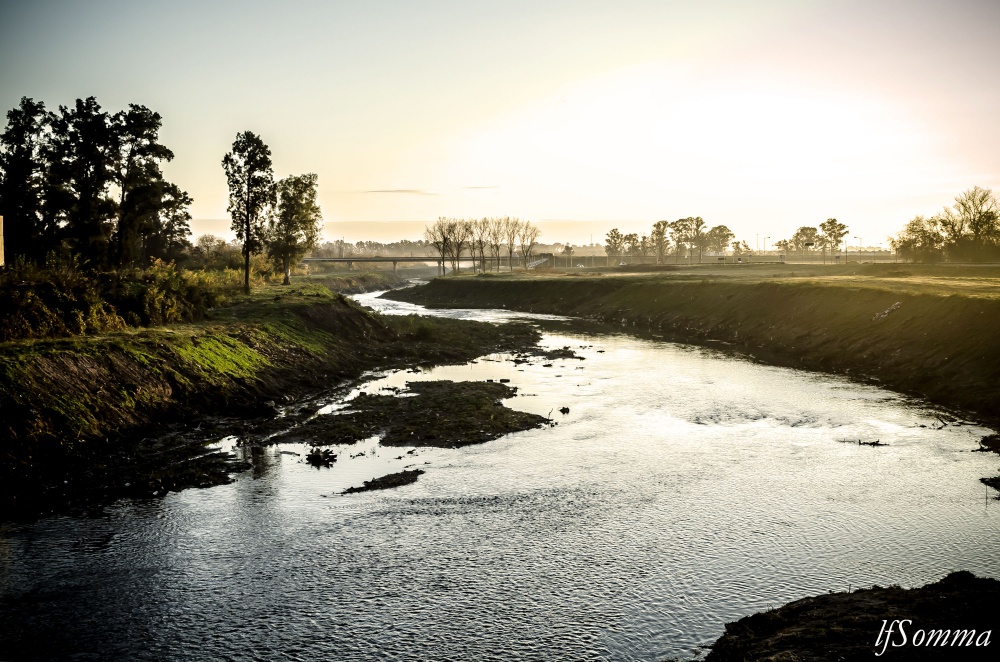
top-left (705, 571), bottom-right (1000, 661)
top-left (273, 380), bottom-right (549, 448)
top-left (0, 282), bottom-right (542, 520)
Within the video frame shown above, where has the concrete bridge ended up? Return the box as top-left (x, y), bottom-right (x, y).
top-left (303, 256), bottom-right (514, 275)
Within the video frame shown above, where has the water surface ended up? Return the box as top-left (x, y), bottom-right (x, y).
top-left (1, 291), bottom-right (997, 661)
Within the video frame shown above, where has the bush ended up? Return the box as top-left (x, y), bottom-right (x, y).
top-left (0, 257), bottom-right (244, 341)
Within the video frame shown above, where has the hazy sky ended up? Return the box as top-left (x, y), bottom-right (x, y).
top-left (2, 0), bottom-right (998, 246)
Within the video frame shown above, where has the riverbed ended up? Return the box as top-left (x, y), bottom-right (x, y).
top-left (1, 291), bottom-right (998, 661)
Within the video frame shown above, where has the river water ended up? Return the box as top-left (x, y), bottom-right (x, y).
top-left (2, 291), bottom-right (999, 661)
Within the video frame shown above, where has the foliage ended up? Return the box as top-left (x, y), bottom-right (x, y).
top-left (891, 187), bottom-right (1000, 262)
top-left (267, 173), bottom-right (322, 284)
top-left (0, 96), bottom-right (191, 267)
top-left (223, 131), bottom-right (275, 293)
top-left (0, 257), bottom-right (239, 341)
top-left (890, 216), bottom-right (945, 263)
top-left (604, 229), bottom-right (625, 260)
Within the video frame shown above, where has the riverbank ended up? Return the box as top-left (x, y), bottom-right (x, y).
top-left (0, 273), bottom-right (542, 520)
top-left (705, 571), bottom-right (999, 660)
top-left (384, 265), bottom-right (1000, 422)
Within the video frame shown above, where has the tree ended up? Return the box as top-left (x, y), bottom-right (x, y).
top-left (623, 232), bottom-right (639, 264)
top-left (111, 104), bottom-right (174, 266)
top-left (819, 218), bottom-right (848, 257)
top-left (604, 228), bottom-right (625, 265)
top-left (486, 217), bottom-right (504, 272)
top-left (223, 131), bottom-right (275, 293)
top-left (144, 182), bottom-right (193, 262)
top-left (791, 226), bottom-right (819, 257)
top-left (425, 217), bottom-right (451, 274)
top-left (890, 215), bottom-right (944, 263)
top-left (0, 97), bottom-right (53, 262)
top-left (447, 218), bottom-right (471, 274)
top-left (685, 217), bottom-right (708, 262)
top-left (706, 225), bottom-right (735, 253)
top-left (517, 221), bottom-right (541, 270)
top-left (503, 217), bottom-right (520, 271)
top-left (267, 173), bottom-right (321, 285)
top-left (651, 220), bottom-right (669, 263)
top-left (47, 97), bottom-right (119, 266)
top-left (668, 218), bottom-right (693, 263)
top-left (937, 187), bottom-right (1000, 260)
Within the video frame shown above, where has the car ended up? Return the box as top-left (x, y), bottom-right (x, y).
top-left (619, 262), bottom-right (627, 267)
top-left (576, 263), bottom-right (585, 268)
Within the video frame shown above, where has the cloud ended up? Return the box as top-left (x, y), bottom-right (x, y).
top-left (462, 185), bottom-right (499, 189)
top-left (363, 189), bottom-right (439, 195)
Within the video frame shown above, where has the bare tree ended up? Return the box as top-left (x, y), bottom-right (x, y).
top-left (486, 217), bottom-right (504, 272)
top-left (425, 217), bottom-right (451, 275)
top-left (517, 220), bottom-right (541, 270)
top-left (471, 217), bottom-right (489, 273)
top-left (447, 218), bottom-right (471, 274)
top-left (503, 216), bottom-right (520, 271)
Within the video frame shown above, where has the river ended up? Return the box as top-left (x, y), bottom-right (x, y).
top-left (1, 291), bottom-right (998, 661)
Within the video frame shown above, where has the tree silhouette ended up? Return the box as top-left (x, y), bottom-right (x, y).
top-left (223, 131), bottom-right (275, 293)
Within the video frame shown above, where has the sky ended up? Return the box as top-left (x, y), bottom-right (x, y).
top-left (2, 0), bottom-right (999, 248)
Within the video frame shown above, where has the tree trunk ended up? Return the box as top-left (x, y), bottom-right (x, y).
top-left (283, 257), bottom-right (291, 285)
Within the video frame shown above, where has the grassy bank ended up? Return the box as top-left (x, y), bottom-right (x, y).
top-left (0, 273), bottom-right (540, 519)
top-left (386, 265), bottom-right (1000, 421)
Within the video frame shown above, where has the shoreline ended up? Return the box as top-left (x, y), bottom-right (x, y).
top-left (0, 274), bottom-right (543, 520)
top-left (383, 268), bottom-right (1000, 425)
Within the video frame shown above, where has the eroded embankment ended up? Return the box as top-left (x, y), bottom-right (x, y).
top-left (386, 276), bottom-right (1000, 421)
top-left (0, 283), bottom-right (540, 519)
top-left (705, 571), bottom-right (1000, 661)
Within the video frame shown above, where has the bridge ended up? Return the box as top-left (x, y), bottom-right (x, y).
top-left (303, 256), bottom-right (519, 275)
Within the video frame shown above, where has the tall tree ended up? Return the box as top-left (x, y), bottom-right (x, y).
top-left (791, 226), bottom-right (819, 256)
top-left (223, 131), bottom-right (275, 293)
top-left (819, 218), bottom-right (848, 257)
top-left (425, 217), bottom-right (451, 275)
top-left (668, 218), bottom-right (693, 263)
top-left (0, 97), bottom-right (52, 262)
top-left (651, 220), bottom-right (669, 264)
top-left (144, 182), bottom-right (193, 262)
top-left (503, 217), bottom-right (521, 271)
top-left (268, 173), bottom-right (322, 285)
top-left (47, 97), bottom-right (119, 266)
top-left (685, 217), bottom-right (709, 262)
top-left (111, 104), bottom-right (174, 266)
top-left (706, 225), bottom-right (735, 253)
top-left (517, 221), bottom-right (541, 270)
top-left (890, 215), bottom-right (944, 263)
top-left (604, 228), bottom-right (625, 265)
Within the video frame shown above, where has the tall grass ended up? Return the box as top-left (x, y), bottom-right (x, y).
top-left (0, 257), bottom-right (248, 341)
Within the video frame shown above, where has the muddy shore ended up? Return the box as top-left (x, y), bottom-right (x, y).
top-left (0, 278), bottom-right (543, 520)
top-left (704, 571), bottom-right (1000, 661)
top-left (384, 270), bottom-right (1000, 422)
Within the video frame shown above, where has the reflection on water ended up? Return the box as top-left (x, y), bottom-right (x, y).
top-left (1, 290), bottom-right (998, 661)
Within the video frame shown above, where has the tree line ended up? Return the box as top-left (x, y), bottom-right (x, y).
top-left (0, 98), bottom-right (324, 292)
top-left (425, 217), bottom-right (541, 273)
top-left (605, 218), bottom-right (736, 264)
top-left (0, 96), bottom-right (192, 266)
top-left (771, 219), bottom-right (850, 261)
top-left (889, 187), bottom-right (1000, 262)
